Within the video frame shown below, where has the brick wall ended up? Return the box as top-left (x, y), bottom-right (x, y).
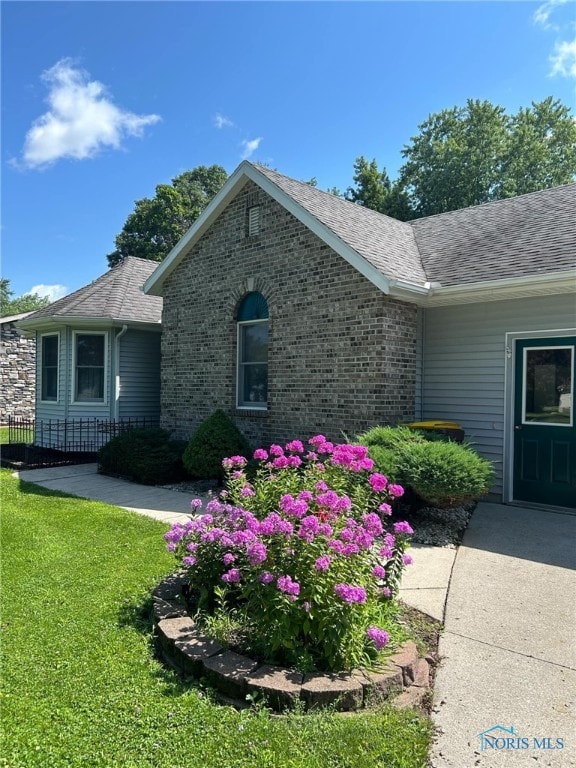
top-left (160, 181), bottom-right (417, 447)
top-left (1, 322), bottom-right (35, 421)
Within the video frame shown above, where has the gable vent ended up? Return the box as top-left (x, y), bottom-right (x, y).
top-left (248, 205), bottom-right (260, 236)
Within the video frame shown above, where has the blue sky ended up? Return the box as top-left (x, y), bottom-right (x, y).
top-left (2, 0), bottom-right (575, 301)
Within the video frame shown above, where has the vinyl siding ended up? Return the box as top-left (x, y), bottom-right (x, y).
top-left (421, 293), bottom-right (576, 500)
top-left (118, 330), bottom-right (161, 419)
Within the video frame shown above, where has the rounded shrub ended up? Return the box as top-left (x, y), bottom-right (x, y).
top-left (98, 428), bottom-right (186, 485)
top-left (357, 425), bottom-right (493, 508)
top-left (182, 409), bottom-right (251, 481)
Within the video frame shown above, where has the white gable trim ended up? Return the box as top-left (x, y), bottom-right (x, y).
top-left (143, 162), bottom-right (391, 297)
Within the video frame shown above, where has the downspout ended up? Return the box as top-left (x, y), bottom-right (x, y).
top-left (114, 325), bottom-right (128, 420)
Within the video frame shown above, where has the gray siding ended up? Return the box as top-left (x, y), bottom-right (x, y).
top-left (421, 294), bottom-right (576, 500)
top-left (118, 330), bottom-right (161, 419)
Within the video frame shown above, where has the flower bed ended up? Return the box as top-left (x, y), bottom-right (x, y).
top-left (163, 435), bottom-right (414, 674)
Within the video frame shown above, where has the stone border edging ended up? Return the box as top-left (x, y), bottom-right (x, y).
top-left (152, 572), bottom-right (431, 712)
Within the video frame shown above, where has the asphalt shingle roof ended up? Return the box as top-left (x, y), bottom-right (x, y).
top-left (409, 183), bottom-right (576, 286)
top-left (254, 165), bottom-right (427, 285)
top-left (251, 164), bottom-right (576, 288)
top-left (25, 257), bottom-right (162, 325)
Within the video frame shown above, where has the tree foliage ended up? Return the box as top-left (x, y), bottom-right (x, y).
top-left (398, 97), bottom-right (576, 217)
top-left (0, 278), bottom-right (50, 316)
top-left (107, 165), bottom-right (228, 267)
top-left (345, 157), bottom-right (414, 220)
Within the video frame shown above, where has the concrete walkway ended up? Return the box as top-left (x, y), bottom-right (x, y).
top-left (12, 465), bottom-right (576, 766)
top-left (15, 463), bottom-right (206, 526)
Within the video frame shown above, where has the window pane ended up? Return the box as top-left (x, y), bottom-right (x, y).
top-left (42, 368), bottom-right (57, 401)
top-left (524, 348), bottom-right (572, 424)
top-left (76, 335), bottom-right (104, 366)
top-left (241, 364), bottom-right (268, 404)
top-left (42, 336), bottom-right (58, 366)
top-left (41, 336), bottom-right (58, 400)
top-left (76, 368), bottom-right (104, 401)
top-left (242, 324), bottom-right (268, 363)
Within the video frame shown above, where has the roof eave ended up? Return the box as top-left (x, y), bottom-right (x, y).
top-left (16, 316), bottom-right (162, 332)
top-left (423, 270), bottom-right (576, 307)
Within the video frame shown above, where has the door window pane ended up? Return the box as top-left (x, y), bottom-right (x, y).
top-left (523, 347), bottom-right (572, 425)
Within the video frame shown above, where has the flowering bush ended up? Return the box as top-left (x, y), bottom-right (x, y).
top-left (164, 435), bottom-right (413, 672)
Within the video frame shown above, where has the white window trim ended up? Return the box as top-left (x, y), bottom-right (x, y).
top-left (39, 332), bottom-right (60, 404)
top-left (71, 330), bottom-right (109, 406)
top-left (236, 318), bottom-right (268, 410)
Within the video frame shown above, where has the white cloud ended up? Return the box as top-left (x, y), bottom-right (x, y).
top-left (18, 59), bottom-right (161, 169)
top-left (550, 38), bottom-right (576, 77)
top-left (533, 0), bottom-right (569, 29)
top-left (26, 284), bottom-right (68, 302)
top-left (214, 112), bottom-right (234, 129)
top-left (240, 137), bottom-right (263, 160)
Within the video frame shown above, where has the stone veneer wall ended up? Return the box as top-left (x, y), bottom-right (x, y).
top-left (1, 322), bottom-right (35, 421)
top-left (160, 181), bottom-right (418, 446)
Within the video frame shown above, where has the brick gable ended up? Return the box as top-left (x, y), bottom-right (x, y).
top-left (160, 181), bottom-right (417, 446)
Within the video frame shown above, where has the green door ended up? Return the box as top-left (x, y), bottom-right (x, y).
top-left (514, 337), bottom-right (576, 508)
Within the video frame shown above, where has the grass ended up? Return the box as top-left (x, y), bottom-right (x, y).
top-left (0, 426), bottom-right (9, 443)
top-left (0, 469), bottom-right (432, 768)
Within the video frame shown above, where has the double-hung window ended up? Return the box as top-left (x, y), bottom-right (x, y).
top-left (41, 334), bottom-right (59, 402)
top-left (74, 333), bottom-right (106, 402)
top-left (237, 292), bottom-right (268, 409)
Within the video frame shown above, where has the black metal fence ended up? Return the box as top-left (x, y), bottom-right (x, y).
top-left (2, 416), bottom-right (159, 469)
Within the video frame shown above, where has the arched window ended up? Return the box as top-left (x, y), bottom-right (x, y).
top-left (237, 292), bottom-right (268, 408)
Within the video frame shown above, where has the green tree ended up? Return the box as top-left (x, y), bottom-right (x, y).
top-left (346, 157), bottom-right (413, 220)
top-left (399, 98), bottom-right (576, 217)
top-left (107, 164), bottom-right (228, 267)
top-left (0, 278), bottom-right (50, 316)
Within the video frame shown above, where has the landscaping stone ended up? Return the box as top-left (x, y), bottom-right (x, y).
top-left (412, 657), bottom-right (431, 688)
top-left (301, 672), bottom-right (364, 711)
top-left (360, 663), bottom-right (404, 704)
top-left (152, 571), bottom-right (187, 602)
top-left (152, 575), bottom-right (435, 713)
top-left (392, 686), bottom-right (429, 710)
top-left (388, 640), bottom-right (418, 685)
top-left (152, 597), bottom-right (188, 621)
top-left (245, 665), bottom-right (304, 710)
top-left (202, 651), bottom-right (260, 698)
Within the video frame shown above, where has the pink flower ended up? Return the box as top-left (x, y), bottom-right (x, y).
top-left (378, 502), bottom-right (393, 516)
top-left (253, 448), bottom-right (268, 461)
top-left (308, 435), bottom-right (326, 446)
top-left (402, 553), bottom-right (414, 566)
top-left (240, 486), bottom-right (255, 497)
top-left (369, 473), bottom-right (388, 492)
top-left (366, 626), bottom-right (390, 650)
top-left (258, 571), bottom-right (274, 584)
top-left (269, 444), bottom-right (284, 457)
top-left (372, 565), bottom-right (386, 579)
top-left (190, 498), bottom-right (203, 511)
top-left (221, 568), bottom-right (242, 583)
top-left (223, 552), bottom-right (236, 566)
top-left (285, 439), bottom-right (304, 454)
top-left (334, 583), bottom-right (366, 604)
top-left (314, 555), bottom-right (331, 571)
top-left (393, 521), bottom-right (413, 535)
top-left (277, 575), bottom-right (300, 596)
top-left (272, 456), bottom-right (289, 469)
top-left (388, 484), bottom-right (404, 498)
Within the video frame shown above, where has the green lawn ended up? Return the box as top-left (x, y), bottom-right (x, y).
top-left (0, 426), bottom-right (9, 444)
top-left (0, 470), bottom-right (432, 768)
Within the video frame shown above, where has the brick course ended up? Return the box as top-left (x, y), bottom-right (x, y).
top-left (161, 181), bottom-right (417, 446)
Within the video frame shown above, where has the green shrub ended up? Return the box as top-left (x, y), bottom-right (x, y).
top-left (357, 426), bottom-right (493, 508)
top-left (182, 409), bottom-right (251, 480)
top-left (98, 428), bottom-right (186, 485)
